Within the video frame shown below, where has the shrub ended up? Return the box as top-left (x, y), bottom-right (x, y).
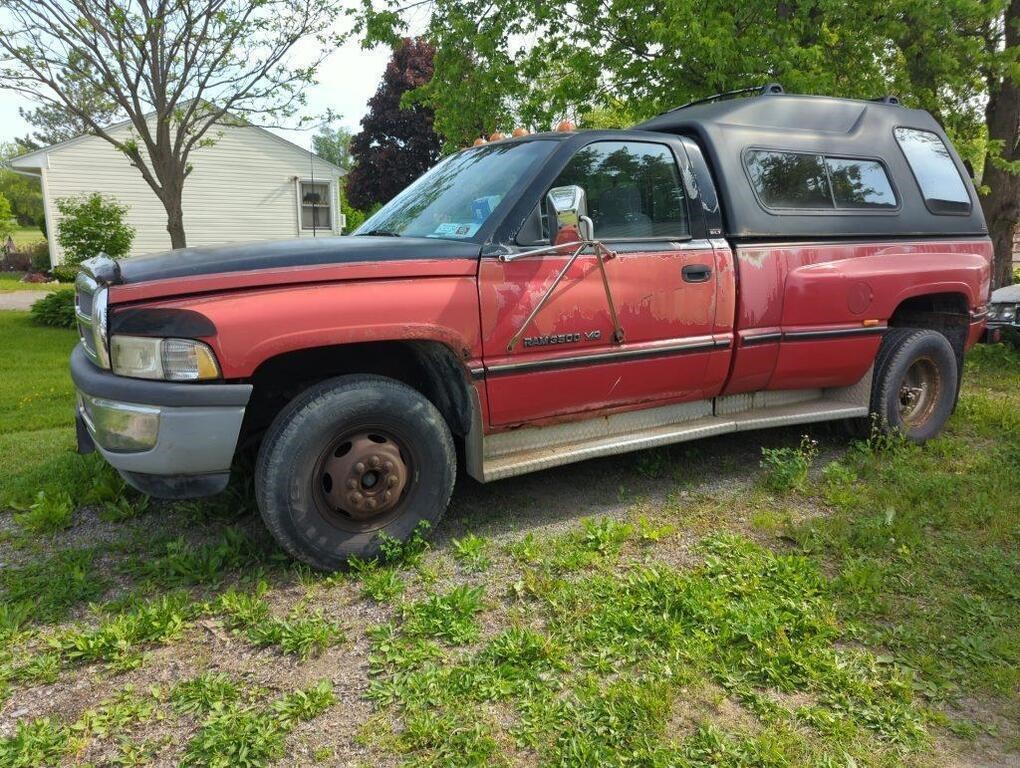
top-left (341, 195), bottom-right (367, 233)
top-left (29, 241), bottom-right (50, 273)
top-left (30, 289), bottom-right (75, 329)
top-left (55, 193), bottom-right (134, 271)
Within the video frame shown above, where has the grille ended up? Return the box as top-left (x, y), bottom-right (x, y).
top-left (75, 272), bottom-right (106, 366)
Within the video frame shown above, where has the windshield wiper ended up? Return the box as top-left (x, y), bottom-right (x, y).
top-left (360, 229), bottom-right (401, 237)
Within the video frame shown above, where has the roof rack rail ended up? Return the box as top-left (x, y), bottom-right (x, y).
top-left (662, 83), bottom-right (785, 114)
top-left (869, 95), bottom-right (902, 105)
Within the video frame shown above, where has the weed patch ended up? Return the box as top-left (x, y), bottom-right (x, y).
top-left (217, 587), bottom-right (344, 659)
top-left (0, 548), bottom-right (109, 625)
top-left (126, 528), bottom-right (266, 587)
top-left (171, 672), bottom-right (242, 716)
top-left (452, 532), bottom-right (492, 572)
top-left (759, 435), bottom-right (818, 493)
top-left (401, 584), bottom-right (485, 644)
top-left (51, 592), bottom-right (193, 669)
top-left (181, 681), bottom-right (334, 767)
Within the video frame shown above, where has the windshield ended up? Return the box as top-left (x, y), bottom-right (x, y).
top-left (354, 140), bottom-right (557, 240)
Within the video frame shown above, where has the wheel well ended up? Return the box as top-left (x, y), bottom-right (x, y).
top-left (238, 341), bottom-right (475, 451)
top-left (888, 292), bottom-right (969, 355)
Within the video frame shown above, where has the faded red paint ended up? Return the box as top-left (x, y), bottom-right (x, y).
top-left (105, 237), bottom-right (992, 435)
top-left (123, 276), bottom-right (484, 380)
top-left (109, 259), bottom-right (478, 304)
top-left (722, 239), bottom-right (992, 395)
top-left (478, 243), bottom-right (721, 425)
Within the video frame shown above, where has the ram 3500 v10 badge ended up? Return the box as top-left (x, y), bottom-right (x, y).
top-left (71, 86), bottom-right (992, 569)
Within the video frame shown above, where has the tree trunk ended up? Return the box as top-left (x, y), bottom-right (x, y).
top-left (165, 203), bottom-right (187, 250)
top-left (160, 181), bottom-right (188, 250)
top-left (981, 0), bottom-right (1020, 289)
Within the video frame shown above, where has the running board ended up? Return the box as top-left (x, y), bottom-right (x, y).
top-left (466, 370), bottom-right (872, 482)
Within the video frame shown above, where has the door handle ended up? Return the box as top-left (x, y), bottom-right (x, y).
top-left (682, 264), bottom-right (712, 283)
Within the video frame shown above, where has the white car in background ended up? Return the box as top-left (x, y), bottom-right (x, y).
top-left (987, 284), bottom-right (1020, 337)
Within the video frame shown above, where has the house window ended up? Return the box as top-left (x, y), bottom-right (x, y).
top-left (300, 181), bottom-right (333, 230)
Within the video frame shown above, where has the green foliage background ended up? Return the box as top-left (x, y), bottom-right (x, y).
top-left (356, 0), bottom-right (1009, 164)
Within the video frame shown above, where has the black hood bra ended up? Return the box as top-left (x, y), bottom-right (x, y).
top-left (115, 235), bottom-right (481, 284)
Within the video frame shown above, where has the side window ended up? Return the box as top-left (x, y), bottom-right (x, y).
top-left (826, 158), bottom-right (897, 209)
top-left (744, 150), bottom-right (832, 209)
top-left (525, 141), bottom-right (689, 242)
top-left (744, 150), bottom-right (898, 212)
top-left (893, 127), bottom-right (971, 214)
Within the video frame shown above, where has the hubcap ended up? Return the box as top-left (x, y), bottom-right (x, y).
top-left (317, 433), bottom-right (409, 521)
top-left (898, 357), bottom-right (941, 428)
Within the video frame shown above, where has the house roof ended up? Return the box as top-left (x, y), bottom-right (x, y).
top-left (8, 108), bottom-right (344, 175)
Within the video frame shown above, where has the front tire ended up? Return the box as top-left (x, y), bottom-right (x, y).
top-left (871, 328), bottom-right (958, 443)
top-left (255, 375), bottom-right (456, 570)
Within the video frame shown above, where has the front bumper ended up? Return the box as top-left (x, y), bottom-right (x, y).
top-left (982, 321), bottom-right (1019, 344)
top-left (70, 344), bottom-right (253, 498)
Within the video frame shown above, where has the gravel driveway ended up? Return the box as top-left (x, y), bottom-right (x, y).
top-left (0, 291), bottom-right (51, 310)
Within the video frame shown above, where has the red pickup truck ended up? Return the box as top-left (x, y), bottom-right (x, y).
top-left (71, 88), bottom-right (992, 569)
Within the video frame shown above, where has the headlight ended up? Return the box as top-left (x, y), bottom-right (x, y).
top-left (989, 303), bottom-right (1018, 322)
top-left (110, 336), bottom-right (221, 381)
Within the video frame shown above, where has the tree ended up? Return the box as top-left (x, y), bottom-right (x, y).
top-left (358, 0), bottom-right (1020, 285)
top-left (0, 0), bottom-right (340, 249)
top-left (357, 1), bottom-right (890, 146)
top-left (55, 194), bottom-right (134, 269)
top-left (975, 0), bottom-right (1020, 289)
top-left (312, 126), bottom-right (355, 173)
top-left (0, 193), bottom-right (15, 241)
top-left (0, 142), bottom-right (44, 227)
top-left (17, 52), bottom-right (119, 146)
top-left (346, 38), bottom-right (443, 210)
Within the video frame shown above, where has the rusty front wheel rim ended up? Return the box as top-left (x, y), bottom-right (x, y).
top-left (313, 430), bottom-right (413, 529)
top-left (898, 356), bottom-right (942, 428)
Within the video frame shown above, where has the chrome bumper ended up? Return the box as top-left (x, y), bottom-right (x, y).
top-left (71, 344), bottom-right (252, 497)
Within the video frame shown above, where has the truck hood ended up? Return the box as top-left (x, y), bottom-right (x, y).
top-left (110, 235), bottom-right (480, 285)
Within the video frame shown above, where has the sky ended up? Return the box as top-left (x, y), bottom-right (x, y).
top-left (0, 12), bottom-right (411, 151)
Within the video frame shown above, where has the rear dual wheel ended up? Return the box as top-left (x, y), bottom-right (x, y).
top-left (869, 327), bottom-right (958, 443)
top-left (255, 375), bottom-right (456, 570)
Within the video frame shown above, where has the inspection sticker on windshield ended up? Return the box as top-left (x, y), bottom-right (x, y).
top-left (429, 222), bottom-right (480, 238)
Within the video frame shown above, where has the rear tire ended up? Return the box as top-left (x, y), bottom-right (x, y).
top-left (870, 328), bottom-right (958, 443)
top-left (255, 375), bottom-right (456, 570)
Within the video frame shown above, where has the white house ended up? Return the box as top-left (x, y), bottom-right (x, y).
top-left (10, 116), bottom-right (346, 266)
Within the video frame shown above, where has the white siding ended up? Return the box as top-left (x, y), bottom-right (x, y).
top-left (25, 122), bottom-right (341, 264)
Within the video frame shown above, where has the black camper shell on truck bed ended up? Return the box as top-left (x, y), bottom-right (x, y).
top-left (634, 92), bottom-right (987, 241)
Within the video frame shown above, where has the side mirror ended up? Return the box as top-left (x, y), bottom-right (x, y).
top-left (546, 185), bottom-right (594, 244)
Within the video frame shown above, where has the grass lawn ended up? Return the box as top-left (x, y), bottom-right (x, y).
top-left (10, 225), bottom-right (45, 248)
top-left (0, 312), bottom-right (78, 505)
top-left (0, 315), bottom-right (1017, 767)
top-left (0, 272), bottom-right (66, 293)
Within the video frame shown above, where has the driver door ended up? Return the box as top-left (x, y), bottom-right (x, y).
top-left (479, 139), bottom-right (728, 427)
